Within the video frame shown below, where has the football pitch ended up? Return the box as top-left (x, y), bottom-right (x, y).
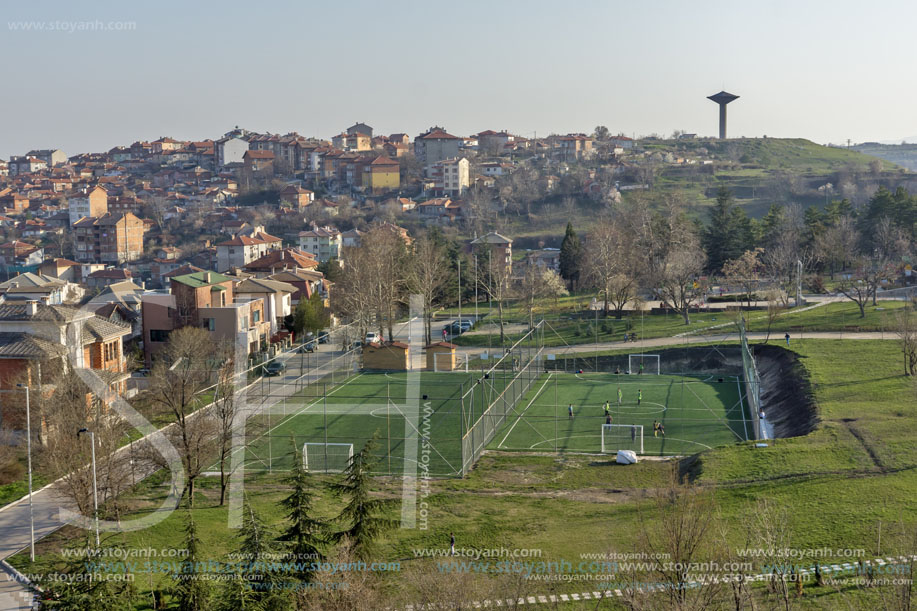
top-left (235, 370), bottom-right (521, 477)
top-left (489, 372), bottom-right (750, 456)
top-left (229, 367), bottom-right (750, 477)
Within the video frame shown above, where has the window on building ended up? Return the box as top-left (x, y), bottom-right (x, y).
top-left (150, 329), bottom-right (171, 342)
top-left (253, 310), bottom-right (260, 323)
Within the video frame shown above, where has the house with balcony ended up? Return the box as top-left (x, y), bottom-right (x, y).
top-left (297, 227), bottom-right (341, 263)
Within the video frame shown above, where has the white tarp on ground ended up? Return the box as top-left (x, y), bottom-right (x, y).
top-left (616, 450), bottom-right (638, 464)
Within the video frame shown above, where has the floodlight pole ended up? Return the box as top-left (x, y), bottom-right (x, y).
top-left (474, 255), bottom-right (478, 321)
top-left (78, 428), bottom-right (100, 547)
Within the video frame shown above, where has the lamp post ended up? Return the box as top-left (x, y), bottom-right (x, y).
top-left (78, 428), bottom-right (100, 547)
top-left (14, 384), bottom-right (34, 562)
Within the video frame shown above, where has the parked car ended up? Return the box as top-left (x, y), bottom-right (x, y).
top-left (297, 341), bottom-right (317, 353)
top-left (317, 331), bottom-right (330, 344)
top-left (264, 361), bottom-right (286, 376)
top-left (365, 332), bottom-right (380, 344)
top-left (459, 319), bottom-right (473, 332)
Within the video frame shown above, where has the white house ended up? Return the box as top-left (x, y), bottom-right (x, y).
top-left (216, 136), bottom-right (249, 167)
top-left (297, 227), bottom-right (342, 262)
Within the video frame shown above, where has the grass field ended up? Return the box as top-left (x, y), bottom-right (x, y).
top-left (491, 371), bottom-right (748, 456)
top-left (233, 370), bottom-right (526, 477)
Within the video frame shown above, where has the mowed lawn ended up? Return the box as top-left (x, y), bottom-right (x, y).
top-left (490, 372), bottom-right (748, 456)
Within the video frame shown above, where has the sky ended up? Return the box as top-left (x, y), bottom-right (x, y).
top-left (1, 0), bottom-right (916, 158)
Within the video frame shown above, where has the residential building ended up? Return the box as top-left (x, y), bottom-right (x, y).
top-left (72, 212), bottom-right (145, 264)
top-left (26, 149), bottom-right (67, 167)
top-left (267, 270), bottom-right (324, 304)
top-left (243, 247), bottom-right (319, 277)
top-left (215, 136), bottom-right (249, 167)
top-left (0, 273), bottom-right (75, 305)
top-left (215, 231), bottom-right (283, 272)
top-left (234, 277), bottom-right (293, 334)
top-left (7, 157), bottom-right (47, 176)
top-left (430, 157), bottom-right (470, 195)
top-left (38, 258), bottom-right (81, 283)
top-left (360, 156), bottom-right (400, 193)
top-left (85, 268), bottom-right (133, 289)
top-left (297, 227), bottom-right (342, 262)
top-left (471, 232), bottom-right (513, 274)
top-left (141, 270), bottom-right (271, 366)
top-left (0, 302), bottom-right (131, 429)
top-left (414, 127), bottom-right (462, 170)
top-left (68, 185), bottom-right (109, 225)
top-left (347, 123), bottom-right (373, 138)
top-left (279, 184), bottom-right (315, 208)
top-left (0, 241), bottom-right (44, 268)
top-left (549, 134), bottom-right (594, 160)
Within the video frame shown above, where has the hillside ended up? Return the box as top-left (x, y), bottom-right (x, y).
top-left (637, 137), bottom-right (913, 218)
top-left (854, 141), bottom-right (917, 171)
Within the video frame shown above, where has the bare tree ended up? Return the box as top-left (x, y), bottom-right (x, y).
top-left (146, 327), bottom-right (219, 507)
top-left (476, 248), bottom-right (513, 345)
top-left (408, 234), bottom-right (451, 345)
top-left (814, 216), bottom-right (858, 279)
top-left (586, 216), bottom-right (640, 316)
top-left (515, 261), bottom-right (567, 328)
top-left (625, 470), bottom-right (726, 610)
top-left (722, 248), bottom-right (765, 310)
top-left (896, 304), bottom-right (917, 376)
top-left (652, 240), bottom-right (707, 325)
top-left (213, 352), bottom-right (237, 506)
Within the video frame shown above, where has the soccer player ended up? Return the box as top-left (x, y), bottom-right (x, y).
top-left (658, 423), bottom-right (665, 437)
top-left (605, 413), bottom-right (612, 425)
top-left (653, 420), bottom-right (659, 437)
top-left (631, 425), bottom-right (637, 443)
top-left (639, 362), bottom-right (645, 375)
top-left (637, 389), bottom-right (642, 405)
top-left (617, 387), bottom-right (623, 405)
top-left (568, 404), bottom-right (574, 419)
top-left (603, 400), bottom-right (610, 417)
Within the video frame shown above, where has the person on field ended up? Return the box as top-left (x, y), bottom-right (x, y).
top-left (617, 387), bottom-right (623, 405)
top-left (568, 404), bottom-right (574, 419)
top-left (785, 332), bottom-right (791, 347)
top-left (604, 400), bottom-right (610, 417)
top-left (637, 389), bottom-right (642, 405)
top-left (653, 420), bottom-right (659, 437)
top-left (605, 413), bottom-right (613, 425)
top-left (450, 532), bottom-right (456, 556)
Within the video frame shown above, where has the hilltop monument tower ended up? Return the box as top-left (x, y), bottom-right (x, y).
top-left (707, 91), bottom-right (739, 139)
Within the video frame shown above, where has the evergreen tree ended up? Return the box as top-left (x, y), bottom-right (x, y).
top-left (703, 187), bottom-right (754, 272)
top-left (217, 505), bottom-right (289, 611)
top-left (278, 439), bottom-right (326, 581)
top-left (41, 537), bottom-right (137, 610)
top-left (173, 511), bottom-right (211, 611)
top-left (328, 436), bottom-right (396, 561)
top-left (559, 222), bottom-right (584, 291)
top-left (291, 292), bottom-right (330, 340)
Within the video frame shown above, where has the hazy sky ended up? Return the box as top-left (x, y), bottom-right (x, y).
top-left (2, 0), bottom-right (915, 158)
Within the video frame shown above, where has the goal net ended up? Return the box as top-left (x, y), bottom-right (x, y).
top-left (303, 443), bottom-right (354, 473)
top-left (601, 424), bottom-right (644, 454)
top-left (628, 354), bottom-right (660, 375)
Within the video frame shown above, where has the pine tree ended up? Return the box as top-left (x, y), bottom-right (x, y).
top-left (173, 511), bottom-right (211, 611)
top-left (703, 187), bottom-right (754, 272)
top-left (559, 222), bottom-right (584, 291)
top-left (217, 504), bottom-right (289, 611)
top-left (43, 537), bottom-right (137, 610)
top-left (328, 436), bottom-right (396, 561)
top-left (278, 439), bottom-right (325, 581)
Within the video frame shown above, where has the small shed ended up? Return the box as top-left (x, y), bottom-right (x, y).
top-left (362, 341), bottom-right (410, 371)
top-left (426, 342), bottom-right (457, 371)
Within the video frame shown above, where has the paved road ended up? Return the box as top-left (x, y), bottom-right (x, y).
top-left (453, 330), bottom-right (898, 358)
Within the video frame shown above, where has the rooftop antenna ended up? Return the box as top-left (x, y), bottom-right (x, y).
top-left (707, 91), bottom-right (739, 139)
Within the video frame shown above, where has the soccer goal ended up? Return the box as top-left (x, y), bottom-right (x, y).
top-left (628, 354), bottom-right (660, 375)
top-left (303, 443), bottom-right (354, 473)
top-left (601, 424), bottom-right (644, 454)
